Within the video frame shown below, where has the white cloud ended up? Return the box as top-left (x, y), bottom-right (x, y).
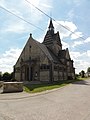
top-left (71, 32), bottom-right (83, 39)
top-left (84, 37), bottom-right (90, 43)
top-left (0, 0), bottom-right (6, 7)
top-left (41, 3), bottom-right (52, 8)
top-left (62, 41), bottom-right (70, 49)
top-left (37, 36), bottom-right (44, 43)
top-left (67, 9), bottom-right (75, 20)
top-left (72, 41), bottom-right (83, 48)
top-left (87, 50), bottom-right (90, 57)
top-left (53, 20), bottom-right (84, 41)
top-left (10, 8), bottom-right (23, 17)
top-left (24, 0), bottom-right (52, 23)
top-left (4, 21), bottom-right (26, 33)
top-left (70, 51), bottom-right (82, 59)
top-left (52, 20), bottom-right (85, 42)
top-left (0, 0), bottom-right (52, 34)
top-left (72, 36), bottom-right (90, 48)
top-left (74, 60), bottom-right (90, 74)
top-left (70, 50), bottom-right (90, 73)
top-left (0, 48), bottom-right (22, 73)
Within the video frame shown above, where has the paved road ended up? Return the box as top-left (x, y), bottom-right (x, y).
top-left (0, 79), bottom-right (90, 120)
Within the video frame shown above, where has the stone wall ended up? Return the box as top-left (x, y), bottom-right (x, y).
top-left (15, 73), bottom-right (20, 81)
top-left (40, 71), bottom-right (49, 81)
top-left (58, 72), bottom-right (63, 80)
top-left (63, 73), bottom-right (67, 80)
top-left (54, 71), bottom-right (58, 81)
top-left (0, 81), bottom-right (4, 93)
top-left (3, 82), bottom-right (23, 93)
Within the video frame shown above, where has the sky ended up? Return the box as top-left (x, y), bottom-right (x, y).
top-left (0, 0), bottom-right (90, 74)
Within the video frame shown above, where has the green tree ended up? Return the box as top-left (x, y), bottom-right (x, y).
top-left (87, 67), bottom-right (90, 72)
top-left (0, 74), bottom-right (2, 81)
top-left (79, 72), bottom-right (81, 76)
top-left (81, 70), bottom-right (85, 78)
top-left (2, 72), bottom-right (12, 82)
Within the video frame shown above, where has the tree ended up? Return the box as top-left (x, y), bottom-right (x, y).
top-left (81, 70), bottom-right (85, 78)
top-left (87, 67), bottom-right (90, 72)
top-left (2, 72), bottom-right (12, 82)
top-left (0, 74), bottom-right (2, 81)
top-left (0, 72), bottom-right (2, 81)
top-left (79, 72), bottom-right (81, 76)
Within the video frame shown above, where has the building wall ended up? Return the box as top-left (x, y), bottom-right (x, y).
top-left (15, 73), bottom-right (20, 81)
top-left (58, 72), bottom-right (63, 80)
top-left (14, 36), bottom-right (75, 82)
top-left (40, 71), bottom-right (50, 82)
top-left (15, 37), bottom-right (52, 81)
top-left (54, 71), bottom-right (58, 81)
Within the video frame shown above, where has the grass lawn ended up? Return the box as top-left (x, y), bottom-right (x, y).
top-left (24, 77), bottom-right (90, 93)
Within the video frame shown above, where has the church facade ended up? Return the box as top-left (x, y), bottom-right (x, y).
top-left (14, 19), bottom-right (75, 82)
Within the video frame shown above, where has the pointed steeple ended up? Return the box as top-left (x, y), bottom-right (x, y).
top-left (48, 18), bottom-right (54, 35)
top-left (48, 19), bottom-right (54, 29)
top-left (43, 18), bottom-right (62, 53)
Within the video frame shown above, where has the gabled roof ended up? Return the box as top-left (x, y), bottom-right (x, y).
top-left (58, 48), bottom-right (71, 60)
top-left (35, 40), bottom-right (65, 66)
top-left (43, 30), bottom-right (53, 45)
top-left (35, 40), bottom-right (53, 61)
top-left (58, 50), bottom-right (66, 59)
top-left (15, 35), bottom-right (62, 67)
top-left (53, 32), bottom-right (62, 45)
top-left (47, 48), bottom-right (61, 63)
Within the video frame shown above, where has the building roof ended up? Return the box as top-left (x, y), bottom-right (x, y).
top-left (35, 40), bottom-right (63, 65)
top-left (43, 19), bottom-right (62, 48)
top-left (15, 35), bottom-right (63, 67)
top-left (15, 20), bottom-right (71, 67)
top-left (35, 40), bottom-right (53, 61)
top-left (58, 50), bottom-right (66, 59)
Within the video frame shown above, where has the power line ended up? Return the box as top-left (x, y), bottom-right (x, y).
top-left (25, 0), bottom-right (86, 41)
top-left (25, 0), bottom-right (51, 19)
top-left (0, 5), bottom-right (44, 32)
top-left (0, 3), bottom-right (87, 41)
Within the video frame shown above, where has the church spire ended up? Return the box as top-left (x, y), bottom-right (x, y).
top-left (48, 18), bottom-right (54, 35)
top-left (48, 18), bottom-right (54, 29)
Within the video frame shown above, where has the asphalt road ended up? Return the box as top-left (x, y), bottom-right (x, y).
top-left (0, 79), bottom-right (90, 120)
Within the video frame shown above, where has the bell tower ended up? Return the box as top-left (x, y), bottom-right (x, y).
top-left (43, 19), bottom-right (62, 55)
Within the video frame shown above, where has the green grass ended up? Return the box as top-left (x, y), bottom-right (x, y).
top-left (78, 77), bottom-right (90, 80)
top-left (24, 77), bottom-right (90, 93)
top-left (24, 83), bottom-right (66, 93)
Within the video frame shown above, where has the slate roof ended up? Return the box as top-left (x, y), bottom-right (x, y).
top-left (58, 50), bottom-right (66, 59)
top-left (43, 30), bottom-right (53, 45)
top-left (43, 31), bottom-right (62, 46)
top-left (35, 40), bottom-right (53, 61)
top-left (34, 40), bottom-right (64, 66)
top-left (53, 32), bottom-right (62, 45)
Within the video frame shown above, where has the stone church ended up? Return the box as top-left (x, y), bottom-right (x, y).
top-left (14, 19), bottom-right (75, 82)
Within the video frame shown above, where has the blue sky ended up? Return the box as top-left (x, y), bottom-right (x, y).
top-left (0, 0), bottom-right (90, 73)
